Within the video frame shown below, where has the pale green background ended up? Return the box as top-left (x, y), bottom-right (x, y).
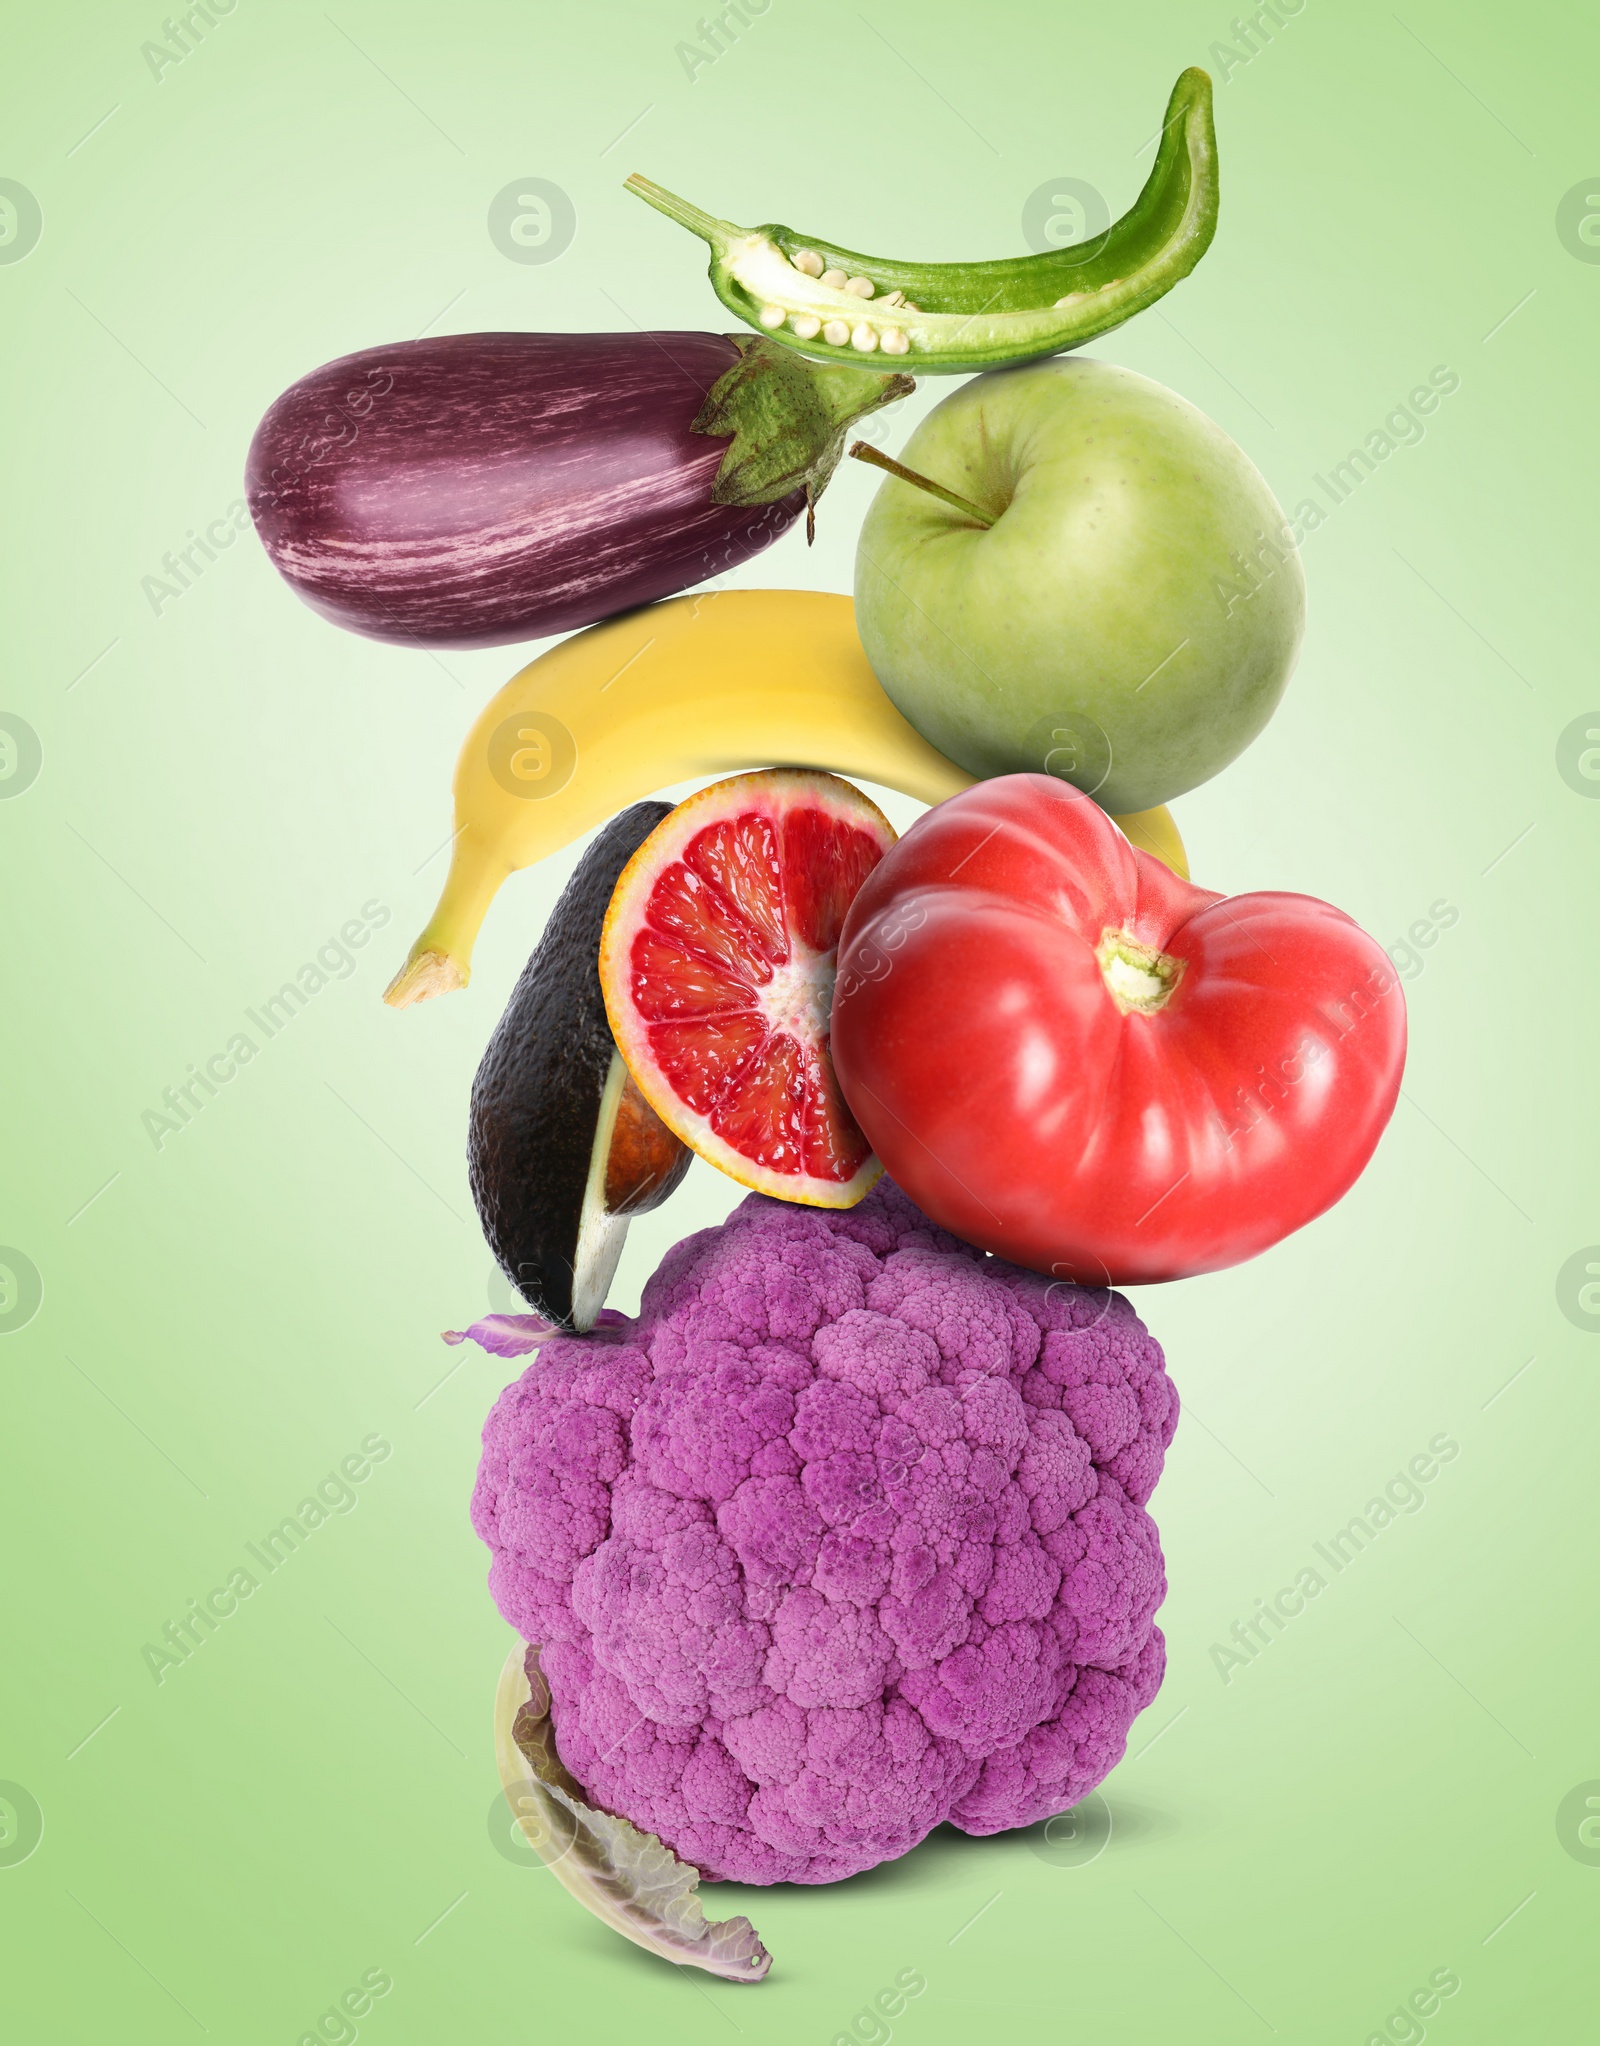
top-left (2, 1), bottom-right (1595, 2039)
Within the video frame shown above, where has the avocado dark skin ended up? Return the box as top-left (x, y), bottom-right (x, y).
top-left (469, 802), bottom-right (690, 1328)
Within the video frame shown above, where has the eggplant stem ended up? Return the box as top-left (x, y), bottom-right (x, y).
top-left (847, 441), bottom-right (999, 529)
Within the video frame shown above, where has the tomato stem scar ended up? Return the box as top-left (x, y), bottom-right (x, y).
top-left (1096, 927), bottom-right (1183, 1013)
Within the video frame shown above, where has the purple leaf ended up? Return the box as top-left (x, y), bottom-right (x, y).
top-left (444, 1308), bottom-right (632, 1357)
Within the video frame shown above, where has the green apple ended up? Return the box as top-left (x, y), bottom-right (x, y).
top-left (853, 358), bottom-right (1305, 815)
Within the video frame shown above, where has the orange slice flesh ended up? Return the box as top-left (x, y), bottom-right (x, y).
top-left (599, 771), bottom-right (894, 1207)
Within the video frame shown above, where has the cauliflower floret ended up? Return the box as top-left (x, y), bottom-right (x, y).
top-left (472, 1181), bottom-right (1177, 1885)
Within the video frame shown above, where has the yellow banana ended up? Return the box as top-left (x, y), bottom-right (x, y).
top-left (384, 589), bottom-right (1187, 1007)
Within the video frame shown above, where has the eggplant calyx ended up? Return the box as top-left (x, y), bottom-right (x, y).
top-left (691, 335), bottom-right (913, 535)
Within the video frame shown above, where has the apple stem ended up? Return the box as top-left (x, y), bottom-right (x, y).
top-left (846, 441), bottom-right (999, 529)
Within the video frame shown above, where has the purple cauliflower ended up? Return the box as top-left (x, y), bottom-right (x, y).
top-left (472, 1181), bottom-right (1177, 1885)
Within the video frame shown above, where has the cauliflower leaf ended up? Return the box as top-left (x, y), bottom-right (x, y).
top-left (494, 1643), bottom-right (773, 1983)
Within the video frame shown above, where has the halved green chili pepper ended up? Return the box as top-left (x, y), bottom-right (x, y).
top-left (626, 68), bottom-right (1216, 376)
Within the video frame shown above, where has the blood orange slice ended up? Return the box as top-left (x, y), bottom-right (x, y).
top-left (599, 770), bottom-right (895, 1207)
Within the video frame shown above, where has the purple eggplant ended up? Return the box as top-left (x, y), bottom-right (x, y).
top-left (245, 331), bottom-right (910, 650)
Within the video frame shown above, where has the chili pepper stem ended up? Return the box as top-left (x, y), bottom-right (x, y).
top-left (847, 441), bottom-right (1000, 529)
top-left (623, 174), bottom-right (738, 249)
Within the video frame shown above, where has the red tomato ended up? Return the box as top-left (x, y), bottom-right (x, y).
top-left (830, 776), bottom-right (1406, 1284)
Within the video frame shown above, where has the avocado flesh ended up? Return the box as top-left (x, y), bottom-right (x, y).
top-left (468, 801), bottom-right (689, 1331)
top-left (570, 1051), bottom-right (692, 1330)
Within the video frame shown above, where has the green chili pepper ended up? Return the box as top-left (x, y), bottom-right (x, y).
top-left (625, 68), bottom-right (1216, 376)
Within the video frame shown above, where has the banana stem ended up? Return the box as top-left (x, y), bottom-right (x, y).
top-left (383, 832), bottom-right (511, 1008)
top-left (847, 442), bottom-right (999, 528)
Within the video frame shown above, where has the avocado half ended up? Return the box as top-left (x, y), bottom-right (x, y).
top-left (468, 802), bottom-right (691, 1331)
